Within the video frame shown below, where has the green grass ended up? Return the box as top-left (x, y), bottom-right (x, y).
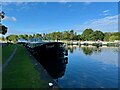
top-left (2, 44), bottom-right (15, 64)
top-left (3, 44), bottom-right (47, 88)
top-left (0, 44), bottom-right (2, 64)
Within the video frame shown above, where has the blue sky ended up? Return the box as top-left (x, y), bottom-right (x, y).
top-left (2, 2), bottom-right (118, 35)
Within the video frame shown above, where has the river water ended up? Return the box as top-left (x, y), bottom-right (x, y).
top-left (55, 45), bottom-right (119, 88)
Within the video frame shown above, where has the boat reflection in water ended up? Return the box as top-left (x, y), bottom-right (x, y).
top-left (32, 42), bottom-right (68, 79)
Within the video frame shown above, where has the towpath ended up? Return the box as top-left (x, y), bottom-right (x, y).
top-left (2, 48), bottom-right (17, 70)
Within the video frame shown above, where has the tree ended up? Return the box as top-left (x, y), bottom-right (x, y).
top-left (23, 34), bottom-right (28, 40)
top-left (82, 28), bottom-right (94, 40)
top-left (55, 32), bottom-right (62, 41)
top-left (82, 29), bottom-right (93, 36)
top-left (33, 33), bottom-right (42, 38)
top-left (43, 33), bottom-right (46, 40)
top-left (104, 32), bottom-right (111, 41)
top-left (18, 34), bottom-right (28, 40)
top-left (63, 31), bottom-right (70, 40)
top-left (19, 34), bottom-right (24, 39)
top-left (76, 34), bottom-right (82, 40)
top-left (112, 32), bottom-right (120, 36)
top-left (73, 32), bottom-right (77, 40)
top-left (0, 25), bottom-right (7, 35)
top-left (28, 35), bottom-right (33, 39)
top-left (0, 11), bottom-right (7, 35)
top-left (0, 11), bottom-right (5, 19)
top-left (6, 35), bottom-right (18, 42)
top-left (2, 36), bottom-right (5, 41)
top-left (91, 30), bottom-right (104, 41)
top-left (69, 30), bottom-right (74, 40)
top-left (109, 35), bottom-right (119, 41)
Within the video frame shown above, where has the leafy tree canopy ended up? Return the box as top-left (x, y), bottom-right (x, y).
top-left (0, 11), bottom-right (7, 35)
top-left (0, 25), bottom-right (7, 35)
top-left (6, 35), bottom-right (18, 42)
top-left (5, 29), bottom-right (120, 42)
top-left (82, 28), bottom-right (94, 36)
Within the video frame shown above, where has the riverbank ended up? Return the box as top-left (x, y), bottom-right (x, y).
top-left (59, 40), bottom-right (119, 44)
top-left (25, 45), bottom-right (59, 88)
top-left (2, 44), bottom-right (16, 64)
top-left (2, 44), bottom-right (58, 89)
top-left (58, 40), bottom-right (120, 47)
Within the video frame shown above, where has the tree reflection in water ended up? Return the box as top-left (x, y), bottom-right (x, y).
top-left (81, 47), bottom-right (93, 55)
top-left (66, 45), bottom-right (77, 53)
top-left (66, 45), bottom-right (102, 55)
top-left (82, 47), bottom-right (102, 55)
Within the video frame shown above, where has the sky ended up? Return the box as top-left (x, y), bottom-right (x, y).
top-left (2, 2), bottom-right (118, 36)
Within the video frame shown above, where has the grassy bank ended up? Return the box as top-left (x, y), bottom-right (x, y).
top-left (3, 44), bottom-right (47, 88)
top-left (2, 44), bottom-right (15, 64)
top-left (0, 44), bottom-right (2, 64)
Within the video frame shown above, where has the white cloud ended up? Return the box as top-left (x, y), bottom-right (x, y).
top-left (103, 10), bottom-right (110, 13)
top-left (3, 16), bottom-right (17, 21)
top-left (76, 15), bottom-right (118, 32)
top-left (102, 13), bottom-right (109, 16)
top-left (11, 17), bottom-right (16, 21)
top-left (101, 9), bottom-right (111, 16)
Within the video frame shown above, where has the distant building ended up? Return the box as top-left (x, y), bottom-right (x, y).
top-left (17, 38), bottom-right (28, 43)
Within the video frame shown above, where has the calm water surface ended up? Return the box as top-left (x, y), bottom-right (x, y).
top-left (56, 45), bottom-right (119, 88)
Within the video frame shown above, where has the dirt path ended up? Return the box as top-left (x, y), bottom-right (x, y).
top-left (2, 48), bottom-right (17, 70)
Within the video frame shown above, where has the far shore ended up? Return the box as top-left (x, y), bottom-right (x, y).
top-left (0, 40), bottom-right (120, 45)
